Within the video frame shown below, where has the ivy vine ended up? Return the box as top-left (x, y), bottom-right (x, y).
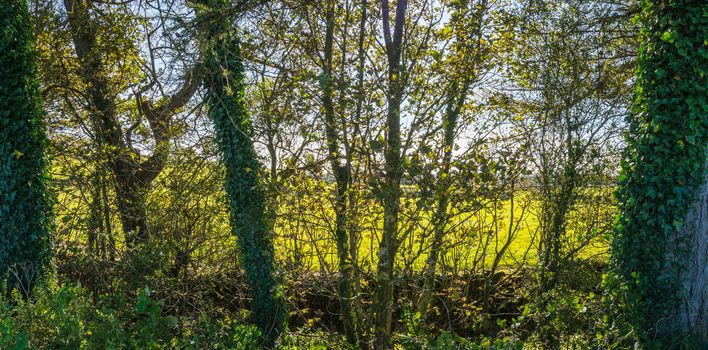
top-left (0, 0), bottom-right (53, 297)
top-left (613, 0), bottom-right (707, 344)
top-left (198, 0), bottom-right (287, 345)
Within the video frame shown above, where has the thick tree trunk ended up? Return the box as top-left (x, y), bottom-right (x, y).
top-left (100, 171), bottom-right (116, 261)
top-left (673, 155), bottom-right (708, 343)
top-left (88, 170), bottom-right (102, 254)
top-left (114, 178), bottom-right (149, 247)
top-left (0, 0), bottom-right (52, 299)
top-left (613, 1), bottom-right (707, 345)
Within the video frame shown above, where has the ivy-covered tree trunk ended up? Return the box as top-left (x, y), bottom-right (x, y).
top-left (614, 0), bottom-right (707, 346)
top-left (0, 0), bottom-right (52, 298)
top-left (200, 2), bottom-right (286, 345)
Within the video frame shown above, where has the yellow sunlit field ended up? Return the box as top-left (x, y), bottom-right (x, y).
top-left (54, 161), bottom-right (611, 274)
top-left (273, 186), bottom-right (612, 272)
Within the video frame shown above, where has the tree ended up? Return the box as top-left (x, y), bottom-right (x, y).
top-left (0, 0), bottom-right (52, 298)
top-left (198, 0), bottom-right (287, 345)
top-left (498, 1), bottom-right (635, 346)
top-left (321, 1), bottom-right (357, 344)
top-left (373, 1), bottom-right (407, 348)
top-left (318, 0), bottom-right (366, 343)
top-left (416, 0), bottom-right (493, 319)
top-left (614, 0), bottom-right (707, 345)
top-left (63, 0), bottom-right (199, 256)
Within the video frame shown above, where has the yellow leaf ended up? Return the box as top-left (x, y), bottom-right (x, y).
top-left (12, 150), bottom-right (24, 159)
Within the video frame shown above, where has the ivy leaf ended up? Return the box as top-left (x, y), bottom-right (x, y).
top-left (12, 149), bottom-right (23, 158)
top-left (660, 31), bottom-right (675, 43)
top-left (672, 219), bottom-right (683, 231)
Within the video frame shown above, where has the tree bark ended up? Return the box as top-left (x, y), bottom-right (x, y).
top-left (321, 1), bottom-right (359, 345)
top-left (374, 1), bottom-right (407, 349)
top-left (674, 154), bottom-right (708, 343)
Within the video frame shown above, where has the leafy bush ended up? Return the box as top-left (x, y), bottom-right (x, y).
top-left (0, 283), bottom-right (260, 349)
top-left (277, 328), bottom-right (353, 350)
top-left (396, 331), bottom-right (523, 350)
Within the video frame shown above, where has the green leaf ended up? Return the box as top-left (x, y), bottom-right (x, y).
top-left (672, 219), bottom-right (683, 231)
top-left (660, 31), bottom-right (675, 43)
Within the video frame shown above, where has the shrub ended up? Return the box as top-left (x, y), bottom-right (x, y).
top-left (0, 283), bottom-right (260, 349)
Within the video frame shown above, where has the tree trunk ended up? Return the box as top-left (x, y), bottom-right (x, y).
top-left (373, 2), bottom-right (407, 348)
top-left (0, 0), bottom-right (52, 299)
top-left (350, 0), bottom-right (367, 342)
top-left (88, 169), bottom-right (102, 254)
top-left (114, 177), bottom-right (149, 247)
top-left (416, 94), bottom-right (460, 318)
top-left (321, 1), bottom-right (358, 345)
top-left (414, 0), bottom-right (486, 320)
top-left (199, 2), bottom-right (286, 344)
top-left (673, 155), bottom-right (708, 343)
top-left (100, 171), bottom-right (116, 261)
top-left (613, 0), bottom-right (707, 345)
